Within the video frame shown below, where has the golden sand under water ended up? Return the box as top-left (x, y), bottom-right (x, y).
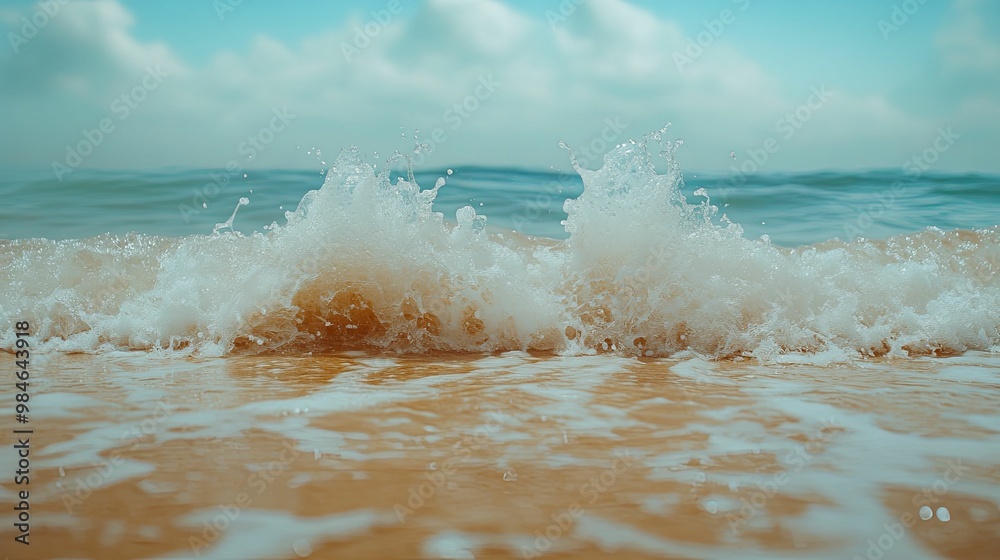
top-left (2, 351), bottom-right (999, 559)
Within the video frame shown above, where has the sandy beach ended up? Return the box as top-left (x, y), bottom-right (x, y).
top-left (3, 350), bottom-right (998, 559)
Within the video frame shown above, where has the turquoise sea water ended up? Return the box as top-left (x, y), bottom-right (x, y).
top-left (2, 166), bottom-right (998, 245)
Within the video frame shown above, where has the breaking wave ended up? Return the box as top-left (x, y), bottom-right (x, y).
top-left (2, 131), bottom-right (999, 361)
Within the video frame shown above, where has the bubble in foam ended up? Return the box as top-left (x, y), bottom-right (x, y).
top-left (936, 507), bottom-right (950, 522)
top-left (919, 506), bottom-right (933, 520)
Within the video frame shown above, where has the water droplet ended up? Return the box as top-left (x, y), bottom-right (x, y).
top-left (202, 203), bottom-right (207, 209)
top-left (243, 173), bottom-right (248, 178)
top-left (447, 168), bottom-right (453, 175)
top-left (706, 500), bottom-right (718, 514)
top-left (936, 507), bottom-right (950, 522)
top-left (503, 471), bottom-right (518, 481)
top-left (919, 506), bottom-right (933, 520)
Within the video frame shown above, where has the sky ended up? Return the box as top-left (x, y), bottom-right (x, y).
top-left (1, 0), bottom-right (998, 175)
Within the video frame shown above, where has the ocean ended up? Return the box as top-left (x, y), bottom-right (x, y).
top-left (1, 138), bottom-right (999, 559)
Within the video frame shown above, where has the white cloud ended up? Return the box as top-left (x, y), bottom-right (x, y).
top-left (936, 0), bottom-right (1000, 75)
top-left (0, 0), bottom-right (992, 173)
top-left (915, 0), bottom-right (1000, 170)
top-left (1, 0), bottom-right (183, 98)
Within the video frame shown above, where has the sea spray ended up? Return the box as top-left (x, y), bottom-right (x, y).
top-left (2, 132), bottom-right (998, 360)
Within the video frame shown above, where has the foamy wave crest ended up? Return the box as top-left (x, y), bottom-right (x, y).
top-left (2, 132), bottom-right (999, 360)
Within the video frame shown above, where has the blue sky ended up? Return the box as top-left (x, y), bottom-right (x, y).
top-left (2, 0), bottom-right (998, 174)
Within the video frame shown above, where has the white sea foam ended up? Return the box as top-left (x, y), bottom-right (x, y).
top-left (2, 132), bottom-right (998, 360)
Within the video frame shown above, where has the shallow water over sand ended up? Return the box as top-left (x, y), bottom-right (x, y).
top-left (3, 351), bottom-right (999, 559)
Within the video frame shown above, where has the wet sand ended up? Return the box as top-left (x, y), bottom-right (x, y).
top-left (2, 351), bottom-right (999, 559)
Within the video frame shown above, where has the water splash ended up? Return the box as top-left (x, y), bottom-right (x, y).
top-left (2, 131), bottom-right (998, 360)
